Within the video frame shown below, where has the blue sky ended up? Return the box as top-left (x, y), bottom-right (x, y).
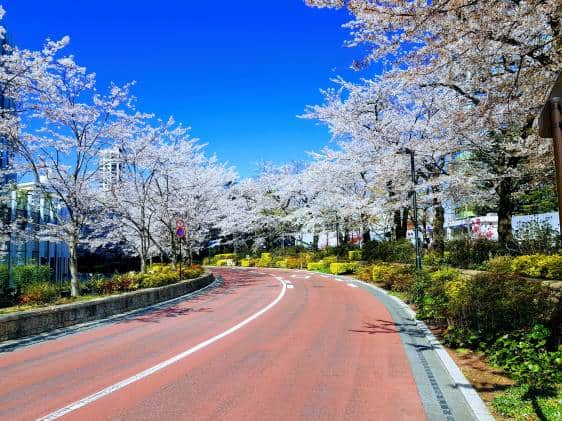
top-left (3, 1), bottom-right (367, 177)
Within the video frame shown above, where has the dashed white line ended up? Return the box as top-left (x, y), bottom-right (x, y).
top-left (347, 283), bottom-right (358, 288)
top-left (37, 277), bottom-right (287, 421)
top-left (287, 285), bottom-right (294, 289)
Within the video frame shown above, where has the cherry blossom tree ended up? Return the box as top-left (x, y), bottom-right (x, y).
top-left (14, 52), bottom-right (138, 296)
top-left (305, 0), bottom-right (562, 248)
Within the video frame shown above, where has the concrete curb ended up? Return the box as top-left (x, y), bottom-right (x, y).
top-left (0, 272), bottom-right (215, 343)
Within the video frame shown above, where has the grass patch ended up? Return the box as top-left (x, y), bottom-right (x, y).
top-left (492, 384), bottom-right (562, 421)
top-left (387, 290), bottom-right (410, 303)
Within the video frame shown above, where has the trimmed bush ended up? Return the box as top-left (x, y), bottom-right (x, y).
top-left (415, 267), bottom-right (464, 322)
top-left (355, 265), bottom-right (373, 282)
top-left (275, 259), bottom-right (288, 268)
top-left (511, 254), bottom-right (562, 280)
top-left (285, 256), bottom-right (303, 269)
top-left (213, 253), bottom-right (236, 261)
top-left (19, 282), bottom-right (58, 305)
top-left (0, 264), bottom-right (8, 291)
top-left (307, 262), bottom-right (328, 272)
top-left (371, 263), bottom-right (414, 291)
top-left (256, 252), bottom-right (272, 267)
top-left (240, 259), bottom-right (253, 267)
top-left (362, 240), bottom-right (414, 264)
top-left (348, 250), bottom-right (362, 261)
top-left (484, 255), bottom-right (514, 274)
top-left (422, 251), bottom-right (450, 267)
top-left (445, 238), bottom-right (501, 268)
top-left (13, 265), bottom-right (52, 289)
top-left (445, 272), bottom-right (553, 336)
top-left (329, 262), bottom-right (359, 275)
top-left (321, 256), bottom-right (338, 265)
top-left (89, 264), bottom-right (203, 294)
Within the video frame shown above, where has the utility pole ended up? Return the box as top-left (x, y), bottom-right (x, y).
top-left (409, 150), bottom-right (422, 270)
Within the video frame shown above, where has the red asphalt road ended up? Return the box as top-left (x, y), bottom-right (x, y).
top-left (0, 268), bottom-right (426, 421)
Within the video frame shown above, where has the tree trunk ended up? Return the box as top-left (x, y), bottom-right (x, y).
top-left (312, 234), bottom-right (319, 251)
top-left (69, 237), bottom-right (79, 297)
top-left (432, 204), bottom-right (445, 256)
top-left (548, 295), bottom-right (562, 349)
top-left (497, 177), bottom-right (514, 250)
top-left (393, 210), bottom-right (402, 239)
top-left (139, 248), bottom-right (146, 274)
top-left (362, 226), bottom-right (371, 243)
top-left (394, 208), bottom-right (408, 239)
top-left (401, 207), bottom-right (409, 239)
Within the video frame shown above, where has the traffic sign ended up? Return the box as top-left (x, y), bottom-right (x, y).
top-left (176, 219), bottom-right (185, 228)
top-left (176, 227), bottom-right (186, 238)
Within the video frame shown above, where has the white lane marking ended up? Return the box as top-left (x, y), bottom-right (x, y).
top-left (287, 285), bottom-right (294, 289)
top-left (38, 277), bottom-right (287, 421)
top-left (347, 283), bottom-right (358, 288)
top-left (290, 274), bottom-right (311, 279)
top-left (335, 278), bottom-right (344, 282)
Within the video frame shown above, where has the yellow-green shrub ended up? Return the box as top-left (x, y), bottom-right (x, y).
top-left (484, 255), bottom-right (514, 274)
top-left (511, 254), bottom-right (562, 279)
top-left (213, 253), bottom-right (237, 261)
top-left (322, 256), bottom-right (338, 265)
top-left (356, 265), bottom-right (373, 282)
top-left (444, 272), bottom-right (553, 335)
top-left (256, 252), bottom-right (273, 267)
top-left (275, 259), bottom-right (288, 268)
top-left (371, 263), bottom-right (414, 291)
top-left (285, 256), bottom-right (302, 269)
top-left (307, 262), bottom-right (328, 271)
top-left (329, 262), bottom-right (359, 275)
top-left (348, 250), bottom-right (362, 261)
top-left (240, 259), bottom-right (253, 267)
top-left (299, 252), bottom-right (316, 264)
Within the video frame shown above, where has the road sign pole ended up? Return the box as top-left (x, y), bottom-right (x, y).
top-left (179, 238), bottom-right (182, 282)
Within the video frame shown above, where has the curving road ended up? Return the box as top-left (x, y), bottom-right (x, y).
top-left (0, 268), bottom-right (481, 420)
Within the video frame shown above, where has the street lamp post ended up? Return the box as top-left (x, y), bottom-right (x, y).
top-left (399, 148), bottom-right (422, 270)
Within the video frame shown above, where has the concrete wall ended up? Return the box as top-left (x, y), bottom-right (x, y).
top-left (0, 273), bottom-right (214, 342)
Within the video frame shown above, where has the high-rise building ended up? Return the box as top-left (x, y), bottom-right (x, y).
top-left (0, 36), bottom-right (15, 186)
top-left (99, 147), bottom-right (123, 190)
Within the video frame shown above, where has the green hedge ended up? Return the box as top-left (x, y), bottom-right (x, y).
top-left (13, 265), bottom-right (52, 289)
top-left (362, 240), bottom-right (414, 264)
top-left (0, 264), bottom-right (8, 291)
top-left (329, 262), bottom-right (358, 275)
